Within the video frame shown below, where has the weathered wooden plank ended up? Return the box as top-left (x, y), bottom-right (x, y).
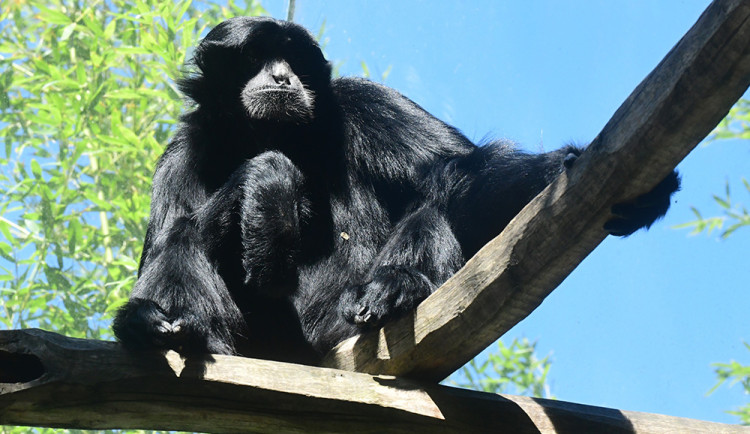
top-left (322, 0), bottom-right (750, 381)
top-left (1, 329), bottom-right (746, 433)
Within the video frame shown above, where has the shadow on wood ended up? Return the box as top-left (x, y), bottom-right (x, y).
top-left (2, 329), bottom-right (747, 433)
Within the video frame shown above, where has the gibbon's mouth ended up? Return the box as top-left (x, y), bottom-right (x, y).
top-left (241, 86), bottom-right (314, 123)
top-left (251, 86), bottom-right (298, 94)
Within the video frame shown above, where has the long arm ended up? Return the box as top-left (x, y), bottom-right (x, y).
top-left (446, 142), bottom-right (678, 256)
top-left (138, 141), bottom-right (210, 271)
top-left (114, 139), bottom-right (244, 355)
top-left (115, 137), bottom-right (312, 356)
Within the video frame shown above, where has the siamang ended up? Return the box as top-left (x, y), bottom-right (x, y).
top-left (113, 17), bottom-right (679, 363)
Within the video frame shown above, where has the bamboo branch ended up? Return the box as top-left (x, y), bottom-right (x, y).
top-left (322, 0), bottom-right (750, 381)
top-left (1, 329), bottom-right (746, 433)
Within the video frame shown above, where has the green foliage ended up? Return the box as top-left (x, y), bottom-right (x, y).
top-left (447, 338), bottom-right (554, 398)
top-left (0, 0), bottom-right (265, 339)
top-left (709, 342), bottom-right (750, 425)
top-left (711, 98), bottom-right (750, 140)
top-left (359, 61), bottom-right (392, 82)
top-left (676, 97), bottom-right (750, 238)
top-left (687, 97), bottom-right (750, 424)
top-left (674, 178), bottom-right (750, 238)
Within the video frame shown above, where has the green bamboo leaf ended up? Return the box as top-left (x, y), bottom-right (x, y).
top-left (103, 19), bottom-right (117, 40)
top-left (118, 47), bottom-right (152, 55)
top-left (36, 6), bottom-right (72, 25)
top-left (0, 242), bottom-right (14, 262)
top-left (106, 89), bottom-right (146, 100)
top-left (0, 214), bottom-right (15, 238)
top-left (360, 61), bottom-right (370, 78)
top-left (690, 206), bottom-right (703, 219)
top-left (4, 131), bottom-right (11, 158)
top-left (134, 0), bottom-right (151, 15)
top-left (713, 194), bottom-right (730, 209)
top-left (85, 82), bottom-right (109, 113)
top-left (60, 23), bottom-right (77, 41)
top-left (721, 223), bottom-right (745, 239)
top-left (30, 159), bottom-right (42, 179)
top-left (96, 134), bottom-right (130, 147)
top-left (89, 195), bottom-right (114, 211)
top-left (381, 65), bottom-right (393, 81)
top-left (68, 219), bottom-right (82, 255)
top-left (81, 14), bottom-right (104, 38)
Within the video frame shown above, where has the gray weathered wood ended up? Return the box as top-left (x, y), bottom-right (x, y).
top-left (1, 329), bottom-right (747, 433)
top-left (322, 0), bottom-right (750, 381)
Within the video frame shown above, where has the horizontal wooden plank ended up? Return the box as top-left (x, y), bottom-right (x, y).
top-left (1, 329), bottom-right (746, 433)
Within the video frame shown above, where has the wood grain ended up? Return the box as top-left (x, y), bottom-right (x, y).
top-left (2, 329), bottom-right (747, 433)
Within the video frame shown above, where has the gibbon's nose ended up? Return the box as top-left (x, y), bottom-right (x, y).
top-left (270, 60), bottom-right (293, 86)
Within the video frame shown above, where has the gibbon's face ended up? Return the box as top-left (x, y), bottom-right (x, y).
top-left (184, 16), bottom-right (332, 124)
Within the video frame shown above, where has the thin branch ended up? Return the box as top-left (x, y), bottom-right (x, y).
top-left (286, 0), bottom-right (296, 22)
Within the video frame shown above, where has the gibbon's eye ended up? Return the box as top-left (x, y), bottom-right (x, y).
top-left (243, 51), bottom-right (259, 67)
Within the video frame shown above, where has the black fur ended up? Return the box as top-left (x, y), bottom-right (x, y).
top-left (113, 17), bottom-right (679, 362)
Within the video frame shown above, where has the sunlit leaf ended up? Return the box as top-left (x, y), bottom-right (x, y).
top-left (30, 159), bottom-right (42, 179)
top-left (36, 6), bottom-right (72, 25)
top-left (60, 23), bottom-right (77, 41)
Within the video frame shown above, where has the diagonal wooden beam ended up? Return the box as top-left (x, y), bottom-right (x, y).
top-left (1, 329), bottom-right (747, 433)
top-left (322, 0), bottom-right (750, 381)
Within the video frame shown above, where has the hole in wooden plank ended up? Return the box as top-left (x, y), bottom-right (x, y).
top-left (0, 350), bottom-right (45, 383)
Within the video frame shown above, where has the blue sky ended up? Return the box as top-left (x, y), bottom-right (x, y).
top-left (261, 0), bottom-right (750, 424)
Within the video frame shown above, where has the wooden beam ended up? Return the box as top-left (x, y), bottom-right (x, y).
top-left (322, 0), bottom-right (750, 381)
top-left (1, 329), bottom-right (746, 433)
